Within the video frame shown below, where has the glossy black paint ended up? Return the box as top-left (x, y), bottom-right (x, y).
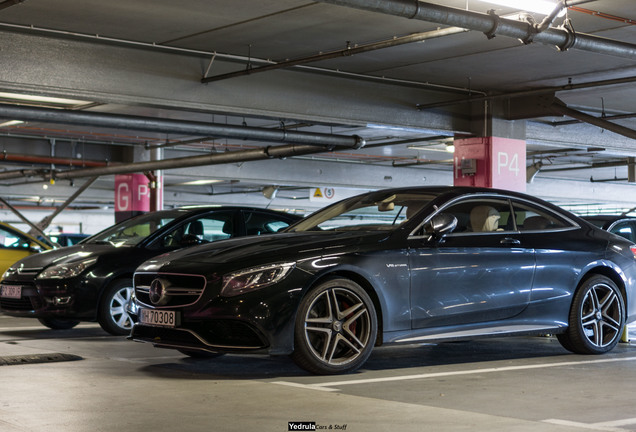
top-left (129, 187), bottom-right (636, 363)
top-left (0, 207), bottom-right (300, 325)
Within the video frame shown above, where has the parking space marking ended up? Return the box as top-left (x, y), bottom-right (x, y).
top-left (272, 356), bottom-right (636, 392)
top-left (543, 417), bottom-right (636, 432)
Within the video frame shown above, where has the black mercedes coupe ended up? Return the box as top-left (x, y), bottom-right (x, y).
top-left (129, 187), bottom-right (636, 374)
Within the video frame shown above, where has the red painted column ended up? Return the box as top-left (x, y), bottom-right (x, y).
top-left (453, 136), bottom-right (526, 192)
top-left (114, 173), bottom-right (151, 223)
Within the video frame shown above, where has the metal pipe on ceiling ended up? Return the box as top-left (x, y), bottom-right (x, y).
top-left (202, 26), bottom-right (470, 84)
top-left (0, 103), bottom-right (365, 149)
top-left (315, 0), bottom-right (636, 59)
top-left (0, 21), bottom-right (476, 95)
top-left (0, 152), bottom-right (107, 168)
top-left (416, 75), bottom-right (636, 110)
top-left (51, 143), bottom-right (349, 180)
top-left (550, 102), bottom-right (636, 140)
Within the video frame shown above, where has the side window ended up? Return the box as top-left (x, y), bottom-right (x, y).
top-left (443, 198), bottom-right (512, 233)
top-left (0, 227), bottom-right (30, 250)
top-left (512, 201), bottom-right (571, 231)
top-left (243, 211), bottom-right (294, 235)
top-left (155, 212), bottom-right (234, 249)
top-left (610, 222), bottom-right (636, 243)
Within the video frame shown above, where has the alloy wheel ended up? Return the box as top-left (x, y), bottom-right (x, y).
top-left (302, 287), bottom-right (372, 367)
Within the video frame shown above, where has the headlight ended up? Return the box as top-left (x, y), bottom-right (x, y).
top-left (37, 258), bottom-right (98, 280)
top-left (221, 262), bottom-right (295, 297)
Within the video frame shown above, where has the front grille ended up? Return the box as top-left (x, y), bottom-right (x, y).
top-left (134, 272), bottom-right (206, 308)
top-left (0, 296), bottom-right (36, 311)
top-left (0, 284), bottom-right (42, 311)
top-left (131, 319), bottom-right (267, 350)
top-left (4, 266), bottom-right (44, 279)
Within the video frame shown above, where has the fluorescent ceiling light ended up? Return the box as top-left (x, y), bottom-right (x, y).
top-left (178, 179), bottom-right (223, 186)
top-left (0, 120), bottom-right (24, 127)
top-left (482, 0), bottom-right (565, 16)
top-left (0, 92), bottom-right (90, 106)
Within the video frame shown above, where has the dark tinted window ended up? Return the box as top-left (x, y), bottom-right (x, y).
top-left (243, 211), bottom-right (295, 235)
top-left (511, 201), bottom-right (571, 231)
top-left (155, 212), bottom-right (234, 249)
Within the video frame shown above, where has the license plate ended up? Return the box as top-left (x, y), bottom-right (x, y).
top-left (139, 308), bottom-right (178, 327)
top-left (0, 285), bottom-right (22, 299)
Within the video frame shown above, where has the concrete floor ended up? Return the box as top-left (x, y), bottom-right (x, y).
top-left (2, 313), bottom-right (636, 432)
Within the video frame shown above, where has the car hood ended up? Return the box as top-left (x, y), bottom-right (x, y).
top-left (139, 231), bottom-right (391, 270)
top-left (9, 243), bottom-right (129, 269)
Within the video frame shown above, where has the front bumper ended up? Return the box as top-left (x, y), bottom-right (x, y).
top-left (128, 274), bottom-right (305, 355)
top-left (0, 278), bottom-right (98, 319)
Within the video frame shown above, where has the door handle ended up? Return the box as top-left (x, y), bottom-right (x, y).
top-left (500, 237), bottom-right (521, 246)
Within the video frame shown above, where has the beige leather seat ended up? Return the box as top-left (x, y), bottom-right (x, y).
top-left (470, 205), bottom-right (500, 232)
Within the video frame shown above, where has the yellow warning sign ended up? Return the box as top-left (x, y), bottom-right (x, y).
top-left (313, 188), bottom-right (323, 198)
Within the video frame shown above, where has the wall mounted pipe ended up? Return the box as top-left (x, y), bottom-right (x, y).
top-left (315, 0), bottom-right (636, 59)
top-left (0, 103), bottom-right (365, 149)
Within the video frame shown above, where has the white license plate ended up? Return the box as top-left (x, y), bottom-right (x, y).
top-left (0, 285), bottom-right (22, 299)
top-left (139, 308), bottom-right (178, 327)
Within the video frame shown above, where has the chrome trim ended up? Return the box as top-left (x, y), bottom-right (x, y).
top-left (394, 324), bottom-right (564, 343)
top-left (409, 193), bottom-right (581, 239)
top-left (134, 271), bottom-right (207, 309)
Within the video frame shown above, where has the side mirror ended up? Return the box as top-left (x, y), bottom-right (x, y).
top-left (425, 213), bottom-right (457, 236)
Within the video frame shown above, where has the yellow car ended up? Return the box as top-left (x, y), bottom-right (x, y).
top-left (0, 222), bottom-right (52, 276)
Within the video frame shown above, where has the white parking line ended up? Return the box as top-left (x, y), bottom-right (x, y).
top-left (543, 417), bottom-right (636, 432)
top-left (272, 356), bottom-right (636, 392)
top-left (0, 323), bottom-right (100, 332)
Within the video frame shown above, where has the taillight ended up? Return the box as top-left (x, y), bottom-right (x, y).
top-left (631, 245), bottom-right (636, 258)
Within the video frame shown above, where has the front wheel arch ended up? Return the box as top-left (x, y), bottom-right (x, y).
top-left (305, 270), bottom-right (383, 347)
top-left (291, 276), bottom-right (378, 374)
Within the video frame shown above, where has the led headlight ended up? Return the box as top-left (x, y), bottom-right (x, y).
top-left (221, 262), bottom-right (295, 297)
top-left (37, 257), bottom-right (98, 280)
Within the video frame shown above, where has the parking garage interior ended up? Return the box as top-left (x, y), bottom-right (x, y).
top-left (1, 0), bottom-right (636, 431)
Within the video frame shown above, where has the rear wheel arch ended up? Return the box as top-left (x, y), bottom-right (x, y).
top-left (580, 267), bottom-right (627, 314)
top-left (558, 270), bottom-right (626, 354)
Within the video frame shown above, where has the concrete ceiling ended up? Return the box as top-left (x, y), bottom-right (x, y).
top-left (0, 0), bottom-right (634, 225)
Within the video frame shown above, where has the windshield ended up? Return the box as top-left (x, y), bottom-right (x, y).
top-left (85, 209), bottom-right (188, 246)
top-left (288, 190), bottom-right (438, 232)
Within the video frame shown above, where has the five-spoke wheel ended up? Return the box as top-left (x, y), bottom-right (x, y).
top-left (558, 275), bottom-right (624, 354)
top-left (292, 277), bottom-right (377, 375)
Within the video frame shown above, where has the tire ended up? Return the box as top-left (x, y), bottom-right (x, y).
top-left (177, 349), bottom-right (225, 359)
top-left (98, 279), bottom-right (134, 336)
top-left (557, 275), bottom-right (625, 354)
top-left (38, 318), bottom-right (80, 330)
top-left (291, 277), bottom-right (377, 375)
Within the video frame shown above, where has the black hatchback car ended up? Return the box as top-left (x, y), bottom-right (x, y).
top-left (129, 186), bottom-right (636, 374)
top-left (0, 206), bottom-right (300, 335)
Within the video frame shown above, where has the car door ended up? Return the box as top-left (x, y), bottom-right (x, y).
top-left (408, 197), bottom-right (535, 329)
